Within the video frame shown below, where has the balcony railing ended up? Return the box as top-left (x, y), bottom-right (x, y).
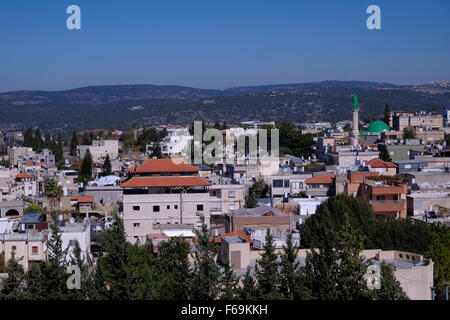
top-left (369, 200), bottom-right (404, 205)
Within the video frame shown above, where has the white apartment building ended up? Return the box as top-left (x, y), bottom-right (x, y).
top-left (77, 140), bottom-right (119, 162)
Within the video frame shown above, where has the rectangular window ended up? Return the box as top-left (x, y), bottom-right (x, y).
top-left (133, 223), bottom-right (141, 228)
top-left (69, 240), bottom-right (77, 246)
top-left (197, 204), bottom-right (204, 211)
top-left (174, 205), bottom-right (178, 209)
top-left (229, 205), bottom-right (236, 211)
top-left (284, 180), bottom-right (290, 188)
top-left (273, 180), bottom-right (283, 188)
top-left (166, 205), bottom-right (170, 209)
top-left (132, 206), bottom-right (140, 211)
top-left (153, 205), bottom-right (160, 212)
top-left (228, 191), bottom-right (235, 198)
top-left (31, 246), bottom-right (38, 255)
top-left (12, 246), bottom-right (16, 251)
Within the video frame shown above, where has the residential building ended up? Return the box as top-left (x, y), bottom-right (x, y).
top-left (121, 159), bottom-right (211, 243)
top-left (305, 174), bottom-right (336, 197)
top-left (391, 111), bottom-right (443, 132)
top-left (365, 158), bottom-right (398, 176)
top-left (8, 147), bottom-right (32, 166)
top-left (77, 139), bottom-right (119, 162)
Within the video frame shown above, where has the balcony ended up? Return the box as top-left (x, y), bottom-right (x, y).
top-left (369, 200), bottom-right (404, 212)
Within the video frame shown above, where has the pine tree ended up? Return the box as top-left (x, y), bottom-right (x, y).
top-left (91, 213), bottom-right (131, 299)
top-left (279, 233), bottom-right (300, 299)
top-left (23, 128), bottom-right (33, 147)
top-left (239, 266), bottom-right (256, 300)
top-left (24, 263), bottom-right (47, 299)
top-left (157, 237), bottom-right (191, 299)
top-left (384, 104), bottom-right (390, 127)
top-left (44, 132), bottom-right (53, 151)
top-left (32, 128), bottom-right (44, 153)
top-left (219, 252), bottom-right (240, 300)
top-left (371, 262), bottom-right (409, 300)
top-left (254, 230), bottom-right (283, 299)
top-left (69, 132), bottom-right (78, 157)
top-left (101, 153), bottom-right (112, 176)
top-left (0, 250), bottom-right (26, 300)
top-left (245, 192), bottom-right (258, 208)
top-left (378, 144), bottom-right (392, 162)
top-left (189, 215), bottom-right (221, 300)
top-left (68, 240), bottom-right (91, 300)
top-left (55, 132), bottom-right (64, 166)
top-left (79, 149), bottom-right (93, 184)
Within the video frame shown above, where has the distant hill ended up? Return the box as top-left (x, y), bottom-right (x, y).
top-left (1, 81), bottom-right (449, 135)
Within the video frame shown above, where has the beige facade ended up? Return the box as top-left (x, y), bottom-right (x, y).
top-left (392, 112), bottom-right (443, 132)
top-left (77, 140), bottom-right (119, 162)
top-left (8, 147), bottom-right (33, 166)
top-left (0, 232), bottom-right (48, 270)
top-left (209, 184), bottom-right (245, 216)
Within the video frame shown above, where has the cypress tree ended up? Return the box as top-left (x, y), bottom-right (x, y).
top-left (219, 252), bottom-right (240, 300)
top-left (68, 240), bottom-right (91, 300)
top-left (384, 104), bottom-right (390, 127)
top-left (254, 230), bottom-right (283, 300)
top-left (0, 250), bottom-right (26, 300)
top-left (279, 233), bottom-right (300, 299)
top-left (157, 237), bottom-right (191, 300)
top-left (23, 128), bottom-right (33, 147)
top-left (69, 132), bottom-right (78, 157)
top-left (239, 266), bottom-right (257, 300)
top-left (80, 149), bottom-right (93, 184)
top-left (378, 144), bottom-right (392, 162)
top-left (371, 262), bottom-right (409, 300)
top-left (32, 128), bottom-right (44, 153)
top-left (101, 153), bottom-right (112, 176)
top-left (189, 215), bottom-right (221, 300)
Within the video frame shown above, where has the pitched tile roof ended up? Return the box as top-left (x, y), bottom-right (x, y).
top-left (367, 158), bottom-right (398, 168)
top-left (125, 158), bottom-right (200, 173)
top-left (16, 173), bottom-right (33, 179)
top-left (305, 174), bottom-right (336, 184)
top-left (71, 195), bottom-right (94, 203)
top-left (120, 176), bottom-right (211, 188)
top-left (213, 230), bottom-right (253, 244)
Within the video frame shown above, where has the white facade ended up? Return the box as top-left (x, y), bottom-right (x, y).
top-left (77, 140), bottom-right (119, 162)
top-left (60, 219), bottom-right (91, 263)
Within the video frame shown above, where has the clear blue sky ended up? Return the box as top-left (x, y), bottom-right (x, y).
top-left (0, 0), bottom-right (449, 92)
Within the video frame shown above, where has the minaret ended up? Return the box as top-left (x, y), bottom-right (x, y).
top-left (351, 93), bottom-right (359, 147)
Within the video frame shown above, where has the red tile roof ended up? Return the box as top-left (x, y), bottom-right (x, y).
top-left (121, 176), bottom-right (211, 188)
top-left (25, 161), bottom-right (40, 167)
top-left (125, 158), bottom-right (200, 174)
top-left (71, 195), bottom-right (94, 203)
top-left (16, 173), bottom-right (32, 179)
top-left (366, 158), bottom-right (397, 168)
top-left (305, 174), bottom-right (336, 184)
top-left (213, 230), bottom-right (253, 244)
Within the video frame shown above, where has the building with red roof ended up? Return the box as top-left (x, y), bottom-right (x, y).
top-left (305, 174), bottom-right (336, 197)
top-left (366, 158), bottom-right (398, 176)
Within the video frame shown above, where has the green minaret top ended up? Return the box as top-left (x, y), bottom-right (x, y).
top-left (352, 93), bottom-right (359, 110)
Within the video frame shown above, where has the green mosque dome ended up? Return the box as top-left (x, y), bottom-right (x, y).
top-left (367, 120), bottom-right (390, 133)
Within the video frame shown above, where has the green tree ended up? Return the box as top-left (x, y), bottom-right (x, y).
top-left (403, 128), bottom-right (416, 140)
top-left (0, 159), bottom-right (11, 168)
top-left (254, 230), bottom-right (283, 300)
top-left (101, 153), bottom-right (112, 176)
top-left (245, 192), bottom-right (258, 208)
top-left (378, 144), bottom-right (392, 162)
top-left (189, 215), bottom-right (221, 300)
top-left (384, 104), bottom-right (391, 127)
top-left (69, 132), bottom-right (78, 157)
top-left (239, 266), bottom-right (256, 299)
top-left (0, 250), bottom-right (26, 300)
top-left (157, 237), bottom-right (191, 299)
top-left (371, 262), bottom-right (409, 300)
top-left (32, 128), bottom-right (44, 153)
top-left (24, 202), bottom-right (43, 214)
top-left (91, 213), bottom-right (131, 299)
top-left (23, 128), bottom-right (34, 148)
top-left (219, 252), bottom-right (240, 300)
top-left (55, 132), bottom-right (64, 166)
top-left (279, 233), bottom-right (300, 299)
top-left (79, 149), bottom-right (93, 184)
top-left (68, 240), bottom-right (91, 300)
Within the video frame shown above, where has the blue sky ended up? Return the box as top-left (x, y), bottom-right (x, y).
top-left (0, 0), bottom-right (449, 92)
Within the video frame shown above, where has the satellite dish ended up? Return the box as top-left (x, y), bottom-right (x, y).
top-left (69, 217), bottom-right (75, 225)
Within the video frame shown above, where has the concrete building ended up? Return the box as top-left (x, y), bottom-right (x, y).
top-left (305, 174), bottom-right (336, 197)
top-left (60, 218), bottom-right (91, 263)
top-left (365, 158), bottom-right (398, 176)
top-left (77, 139), bottom-right (119, 162)
top-left (8, 147), bottom-right (32, 166)
top-left (392, 111), bottom-right (443, 132)
top-left (121, 159), bottom-right (211, 243)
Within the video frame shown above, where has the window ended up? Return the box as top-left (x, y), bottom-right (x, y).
top-left (132, 206), bottom-right (140, 211)
top-left (12, 246), bottom-right (16, 251)
top-left (399, 253), bottom-right (403, 258)
top-left (229, 205), bottom-right (236, 211)
top-left (31, 246), bottom-right (38, 255)
top-left (284, 180), bottom-right (290, 188)
top-left (228, 191), bottom-right (235, 198)
top-left (133, 223), bottom-right (140, 228)
top-left (69, 240), bottom-right (77, 246)
top-left (197, 204), bottom-right (204, 211)
top-left (406, 255), bottom-right (410, 260)
top-left (167, 205), bottom-right (170, 209)
top-left (273, 180), bottom-right (283, 188)
top-left (174, 205), bottom-right (178, 209)
top-left (153, 205), bottom-right (160, 212)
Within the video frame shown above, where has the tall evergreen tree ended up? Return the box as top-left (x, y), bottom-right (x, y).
top-left (23, 128), bottom-right (34, 147)
top-left (101, 153), bottom-right (112, 176)
top-left (79, 149), bottom-right (93, 184)
top-left (384, 104), bottom-right (391, 127)
top-left (378, 144), bottom-right (392, 162)
top-left (91, 213), bottom-right (131, 299)
top-left (279, 233), bottom-right (300, 300)
top-left (157, 237), bottom-right (191, 299)
top-left (239, 266), bottom-right (257, 300)
top-left (254, 230), bottom-right (283, 299)
top-left (55, 132), bottom-right (64, 166)
top-left (69, 132), bottom-right (78, 157)
top-left (32, 128), bottom-right (44, 153)
top-left (189, 215), bottom-right (221, 300)
top-left (219, 252), bottom-right (240, 300)
top-left (371, 262), bottom-right (409, 300)
top-left (0, 250), bottom-right (26, 300)
top-left (68, 240), bottom-right (91, 300)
